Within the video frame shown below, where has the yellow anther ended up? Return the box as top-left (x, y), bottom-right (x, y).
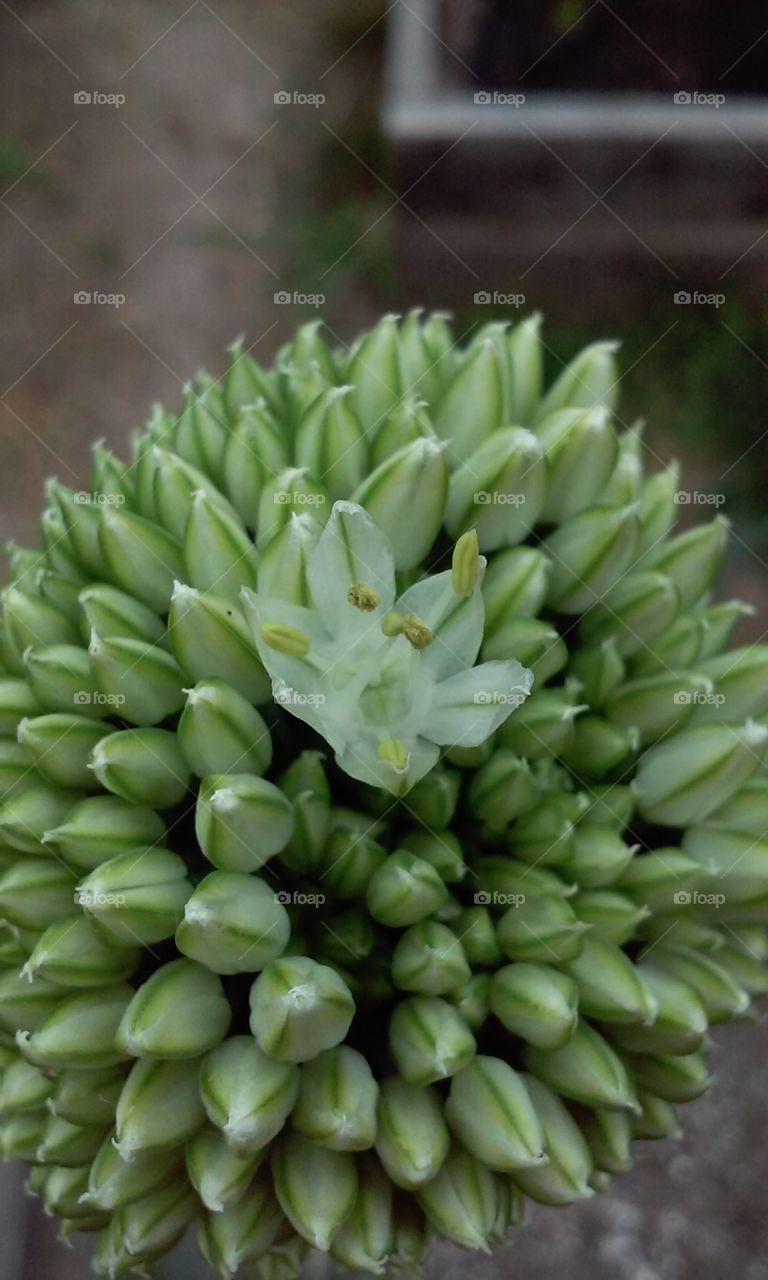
top-left (378, 739), bottom-right (410, 772)
top-left (347, 583), bottom-right (381, 612)
top-left (451, 528), bottom-right (480, 597)
top-left (403, 614), bottom-right (432, 651)
top-left (261, 622), bottom-right (310, 657)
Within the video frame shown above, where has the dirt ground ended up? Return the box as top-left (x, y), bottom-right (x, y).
top-left (1, 2), bottom-right (767, 1278)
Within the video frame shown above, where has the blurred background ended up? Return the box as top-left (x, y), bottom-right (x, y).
top-left (1, 0), bottom-right (767, 1276)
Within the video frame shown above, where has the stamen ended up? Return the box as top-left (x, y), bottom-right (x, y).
top-left (381, 611), bottom-right (406, 637)
top-left (261, 622), bottom-right (310, 657)
top-left (403, 614), bottom-right (432, 650)
top-left (347, 583), bottom-right (381, 612)
top-left (378, 739), bottom-right (410, 772)
top-left (451, 528), bottom-right (480, 597)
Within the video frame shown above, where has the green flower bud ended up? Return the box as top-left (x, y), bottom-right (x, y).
top-left (99, 508), bottom-right (184, 614)
top-left (174, 383), bottom-right (228, 482)
top-left (562, 825), bottom-right (636, 890)
top-left (514, 1075), bottom-right (594, 1205)
top-left (3, 585), bottom-right (80, 656)
top-left (398, 828), bottom-right (466, 883)
top-left (499, 691), bottom-right (583, 760)
top-left (616, 848), bottom-right (705, 911)
top-left (510, 802), bottom-right (577, 868)
top-left (201, 1174), bottom-right (285, 1274)
top-left (569, 639), bottom-right (625, 709)
top-left (632, 1088), bottom-right (682, 1140)
top-left (177, 871), bottom-right (290, 974)
top-left (701, 778), bottom-right (768, 840)
top-left (200, 1035), bottom-right (299, 1153)
top-left (223, 407), bottom-right (289, 532)
top-left (186, 1126), bottom-right (264, 1212)
top-left (416, 1148), bottom-right (497, 1252)
top-left (453, 907), bottom-right (501, 967)
top-left (642, 944), bottom-right (749, 1024)
top-left (292, 1045), bottom-right (378, 1151)
top-left (576, 1104), bottom-right (633, 1175)
top-left (523, 1020), bottom-right (639, 1112)
top-left (17, 714), bottom-right (108, 790)
top-left (19, 985), bottom-right (132, 1070)
top-left (405, 767), bottom-right (460, 830)
top-left (0, 678), bottom-right (43, 737)
top-left (630, 611), bottom-right (707, 678)
top-left (444, 428), bottom-right (546, 550)
top-left (497, 897), bottom-right (589, 965)
top-left (572, 890), bottom-right (649, 946)
top-left (196, 773), bottom-right (294, 872)
top-left (506, 311), bottom-right (543, 423)
top-left (115, 1057), bottom-right (206, 1158)
top-left (433, 337), bottom-right (504, 463)
top-left (560, 936), bottom-right (656, 1024)
top-left (272, 1130), bottom-right (357, 1251)
top-left (635, 720), bottom-right (768, 827)
top-left (544, 504), bottom-right (639, 615)
top-left (696, 599), bottom-right (753, 659)
top-left (330, 1152), bottom-right (393, 1273)
top-left (43, 795), bottom-right (166, 872)
top-left (150, 446), bottom-right (238, 541)
top-left (683, 825), bottom-right (768, 903)
top-left (41, 1164), bottom-right (91, 1218)
top-left (353, 427), bottom-right (447, 550)
top-left (562, 715), bottom-right (638, 779)
top-left (630, 1050), bottom-right (712, 1104)
top-left (579, 571), bottom-right (680, 657)
top-left (0, 782), bottom-right (82, 854)
top-left (90, 728), bottom-right (191, 808)
top-left (344, 313), bottom-right (401, 434)
top-left (49, 1065), bottom-right (127, 1127)
top-left (374, 1077), bottom-right (449, 1190)
top-left (295, 387), bottom-right (367, 501)
top-left (483, 547), bottom-right (551, 627)
top-left (0, 739), bottom-right (37, 804)
top-left (257, 514), bottom-right (322, 607)
top-left (0, 1056), bottom-right (54, 1116)
top-left (258, 467), bottom-right (330, 546)
top-left (183, 489), bottom-right (259, 601)
top-left (249, 957), bottom-right (355, 1063)
top-left (0, 1111), bottom-right (47, 1161)
top-left (312, 907), bottom-right (374, 968)
top-left (319, 829), bottom-right (387, 899)
top-left (445, 1055), bottom-right (546, 1173)
top-left (715, 945), bottom-right (768, 998)
top-left (371, 396), bottom-right (435, 472)
top-left (22, 916), bottom-right (140, 988)
top-left (475, 856), bottom-right (573, 902)
top-left (79, 584), bottom-right (166, 647)
top-left (534, 341), bottom-right (619, 422)
top-left (366, 850), bottom-right (449, 927)
top-left (467, 751), bottom-right (538, 830)
top-left (37, 1113), bottom-right (109, 1167)
top-left (0, 858), bottom-right (76, 930)
top-left (88, 633), bottom-right (185, 727)
top-left (449, 973), bottom-right (491, 1032)
top-left (692, 645), bottom-right (768, 724)
top-left (169, 582), bottom-right (271, 703)
top-left (86, 1136), bottom-right (184, 1211)
top-left (611, 967), bottom-right (708, 1056)
top-left (22, 646), bottom-right (98, 719)
top-left (489, 962), bottom-right (578, 1048)
top-left (601, 427), bottom-right (644, 507)
top-left (536, 407), bottom-right (618, 523)
top-left (0, 969), bottom-right (60, 1034)
top-left (115, 958), bottom-right (230, 1059)
top-left (389, 996), bottom-right (476, 1085)
top-left (115, 1181), bottom-right (197, 1263)
top-left (178, 679), bottom-right (272, 778)
top-left (605, 670), bottom-right (714, 746)
top-left (644, 516), bottom-right (728, 610)
top-left (489, 1176), bottom-right (525, 1242)
top-left (582, 783), bottom-right (636, 831)
top-left (391, 921), bottom-right (471, 996)
top-left (483, 616), bottom-right (569, 686)
top-left (76, 847), bottom-right (192, 947)
top-left (224, 340), bottom-right (282, 420)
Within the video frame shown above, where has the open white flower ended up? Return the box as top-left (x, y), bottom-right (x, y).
top-left (242, 502), bottom-right (532, 794)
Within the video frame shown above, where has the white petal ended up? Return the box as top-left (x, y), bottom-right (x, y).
top-left (396, 569), bottom-right (485, 680)
top-left (425, 661), bottom-right (534, 746)
top-left (308, 501), bottom-right (396, 637)
top-left (336, 735), bottom-right (440, 795)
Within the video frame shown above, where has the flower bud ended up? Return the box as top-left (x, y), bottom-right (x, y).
top-left (568, 639), bottom-right (625, 709)
top-left (22, 646), bottom-right (99, 719)
top-left (562, 825), bottom-right (636, 890)
top-left (196, 774), bottom-right (294, 872)
top-left (644, 516), bottom-right (728, 609)
top-left (22, 916), bottom-right (140, 988)
top-left (611, 967), bottom-right (708, 1055)
top-left (223, 406), bottom-right (289, 532)
top-left (445, 428), bottom-right (546, 550)
top-left (200, 1035), bottom-right (298, 1153)
top-left (373, 1077), bottom-right (448, 1190)
top-left (449, 973), bottom-right (490, 1032)
top-left (617, 848), bottom-right (705, 911)
top-left (41, 1165), bottom-right (91, 1218)
top-left (499, 691), bottom-right (583, 760)
top-left (353, 438), bottom-right (448, 570)
top-left (37, 1113), bottom-right (109, 1167)
top-left (572, 890), bottom-right (649, 946)
top-left (582, 783), bottom-right (636, 831)
top-left (696, 599), bottom-right (753, 659)
top-left (445, 1055), bottom-right (546, 1173)
top-left (116, 1181), bottom-right (198, 1263)
top-left (183, 489), bottom-right (259, 601)
top-left (115, 1057), bottom-right (206, 1159)
top-left (168, 582), bottom-right (271, 705)
top-left (534, 341), bottom-right (619, 421)
top-left (416, 1149), bottom-right (497, 1252)
top-left (467, 751), bottom-right (538, 830)
top-left (536, 407), bottom-right (618, 523)
top-left (257, 514), bottom-right (323, 607)
top-left (330, 1153), bottom-right (394, 1273)
top-left (482, 616), bottom-right (568, 687)
top-left (186, 1126), bottom-right (264, 1212)
top-left (3, 585), bottom-right (81, 657)
top-left (474, 856), bottom-right (573, 902)
top-left (489, 963), bottom-right (578, 1048)
top-left (523, 1020), bottom-right (639, 1112)
top-left (292, 1045), bottom-right (378, 1151)
top-left (561, 936), bottom-right (656, 1024)
top-left (89, 728), bottom-right (191, 808)
top-left (0, 1112), bottom-right (47, 1161)
top-left (76, 847), bottom-right (192, 946)
top-left (635, 720), bottom-right (768, 827)
top-left (0, 969), bottom-right (60, 1034)
top-left (399, 828), bottom-right (466, 883)
top-left (506, 311), bottom-right (543, 423)
top-left (178, 680), bottom-right (272, 780)
top-left (497, 897), bottom-right (589, 965)
top-left (17, 713), bottom-right (108, 791)
top-left (483, 547), bottom-right (551, 627)
top-left (88, 633), bottom-right (185, 727)
top-left (391, 922), bottom-right (471, 996)
top-left (42, 795), bottom-right (165, 872)
top-left (578, 1105), bottom-right (633, 1175)
top-left (19, 984), bottom-right (132, 1069)
top-left (224, 339), bottom-right (281, 420)
top-left (49, 1065), bottom-right (127, 1127)
top-left (201, 1174), bottom-right (285, 1274)
top-left (579, 571), bottom-right (679, 657)
top-left (562, 714), bottom-right (638, 780)
top-left (0, 782), bottom-right (82, 853)
top-left (544, 503), bottom-right (639, 615)
top-left (642, 944), bottom-right (749, 1025)
top-left (250, 955), bottom-right (355, 1064)
top-left (344, 313), bottom-right (401, 434)
top-left (630, 611), bottom-right (706, 677)
top-left (631, 1050), bottom-right (712, 1104)
top-left (489, 1176), bottom-right (525, 1243)
top-left (605, 671), bottom-right (714, 746)
top-left (433, 337), bottom-right (504, 463)
top-left (151, 446), bottom-right (238, 541)
top-left (273, 1130), bottom-right (357, 1251)
top-left (693, 645), bottom-right (768, 723)
top-left (79, 584), bottom-right (166, 647)
top-left (514, 1075), bottom-right (594, 1204)
top-left (632, 1088), bottom-right (682, 1141)
top-left (405, 767), bottom-right (460, 830)
top-left (177, 871), bottom-right (290, 974)
top-left (258, 467), bottom-right (330, 547)
top-left (115, 958), bottom-right (230, 1059)
top-left (510, 802), bottom-right (577, 867)
top-left (99, 509), bottom-right (184, 614)
top-left (389, 995), bottom-right (476, 1085)
top-left (715, 945), bottom-right (768, 998)
top-left (0, 678), bottom-right (42, 736)
top-left (320, 828), bottom-right (387, 899)
top-left (0, 858), bottom-right (76, 930)
top-left (0, 1056), bottom-right (54, 1116)
top-left (366, 850), bottom-right (449, 927)
top-left (295, 387), bottom-right (367, 502)
top-left (453, 907), bottom-right (501, 967)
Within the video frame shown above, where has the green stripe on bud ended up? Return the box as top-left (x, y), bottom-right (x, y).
top-left (89, 727), bottom-right (191, 808)
top-left (497, 897), bottom-right (589, 965)
top-left (17, 713), bottom-right (107, 790)
top-left (199, 1035), bottom-right (299, 1153)
top-left (37, 1113), bottom-right (108, 1167)
top-left (632, 1088), bottom-right (682, 1140)
top-left (99, 508), bottom-right (185, 614)
top-left (0, 1057), bottom-right (54, 1116)
top-left (693, 645), bottom-right (768, 723)
top-left (453, 907), bottom-right (501, 967)
top-left (483, 547), bottom-right (551, 628)
top-left (392, 921), bottom-right (471, 996)
top-left (0, 678), bottom-right (43, 736)
top-left (176, 871), bottom-right (290, 974)
top-left (76, 846), bottom-right (192, 947)
top-left (416, 1148), bottom-right (497, 1252)
top-left (630, 1050), bottom-right (713, 1103)
top-left (445, 428), bottom-right (546, 550)
top-left (49, 1065), bottom-right (127, 1127)
top-left (0, 969), bottom-right (60, 1034)
top-left (178, 679), bottom-right (272, 778)
top-left (22, 916), bottom-right (140, 988)
top-left (534, 341), bottom-right (619, 422)
top-left (572, 890), bottom-right (650, 946)
top-left (375, 1076), bottom-right (449, 1189)
top-left (406, 767), bottom-right (460, 828)
top-left (605, 671), bottom-right (714, 746)
top-left (257, 514), bottom-right (322, 607)
top-left (261, 622), bottom-right (310, 657)
top-left (330, 1152), bottom-right (393, 1273)
top-left (544, 503), bottom-right (639, 615)
top-left (536, 407), bottom-right (619, 523)
top-left (79, 584), bottom-right (166, 647)
top-left (88, 632), bottom-right (185, 727)
top-left (42, 795), bottom-right (166, 872)
top-left (389, 995), bottom-right (476, 1085)
top-left (115, 958), bottom-right (230, 1058)
top-left (86, 1135), bottom-right (184, 1211)
top-left (579, 571), bottom-right (680, 657)
top-left (201, 1174), bottom-right (285, 1274)
top-left (568, 639), bottom-right (625, 709)
top-left (467, 751), bottom-right (537, 831)
top-left (196, 774), bottom-right (294, 872)
top-left (616, 848), bottom-right (705, 911)
top-left (0, 1112), bottom-right (47, 1161)
top-left (169, 582), bottom-right (271, 704)
top-left (560, 936), bottom-right (657, 1024)
top-left (482, 616), bottom-right (568, 686)
top-left (611, 967), bottom-right (708, 1055)
top-left (635, 720), bottom-right (768, 827)
top-left (577, 1105), bottom-right (634, 1175)
top-left (366, 850), bottom-right (449, 927)
top-left (151, 446), bottom-right (240, 541)
top-left (561, 716), bottom-right (639, 779)
top-left (3, 585), bottom-right (81, 656)
top-left (346, 313), bottom-right (402, 434)
top-left (0, 858), bottom-right (76, 930)
top-left (523, 1019), bottom-right (639, 1112)
top-left (449, 973), bottom-right (491, 1032)
top-left (319, 828), bottom-right (387, 899)
top-left (272, 1130), bottom-right (358, 1251)
top-left (514, 1075), bottom-right (594, 1204)
top-left (644, 516), bottom-right (728, 609)
top-left (223, 403), bottom-right (290, 530)
top-left (295, 387), bottom-right (367, 501)
top-left (489, 963), bottom-right (578, 1048)
top-left (115, 1181), bottom-right (197, 1263)
top-left (445, 1055), bottom-right (546, 1172)
top-left (399, 828), bottom-right (466, 884)
top-left (353, 438), bottom-right (448, 570)
top-left (23, 645), bottom-right (101, 718)
top-left (0, 782), bottom-right (82, 854)
top-left (41, 1165), bottom-right (91, 1219)
top-left (115, 1057), bottom-right (206, 1158)
top-left (184, 489), bottom-right (259, 600)
top-left (258, 467), bottom-right (330, 546)
top-left (562, 824), bottom-right (636, 889)
top-left (249, 956), bottom-right (355, 1063)
top-left (292, 1045), bottom-right (378, 1151)
top-left (499, 691), bottom-right (583, 760)
top-left (186, 1125), bottom-right (264, 1213)
top-left (20, 985), bottom-right (133, 1069)
top-left (641, 944), bottom-right (749, 1024)
top-left (433, 337), bottom-right (504, 463)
